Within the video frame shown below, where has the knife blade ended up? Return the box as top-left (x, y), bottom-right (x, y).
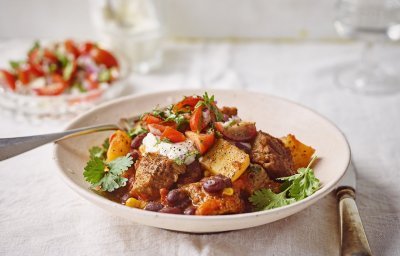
top-left (336, 162), bottom-right (373, 256)
top-left (337, 161), bottom-right (356, 190)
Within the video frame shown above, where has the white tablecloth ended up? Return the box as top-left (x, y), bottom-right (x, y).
top-left (0, 40), bottom-right (399, 256)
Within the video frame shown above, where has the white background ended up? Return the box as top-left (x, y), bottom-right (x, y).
top-left (0, 0), bottom-right (338, 39)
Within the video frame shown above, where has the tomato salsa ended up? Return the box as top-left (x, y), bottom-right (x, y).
top-left (0, 40), bottom-right (119, 96)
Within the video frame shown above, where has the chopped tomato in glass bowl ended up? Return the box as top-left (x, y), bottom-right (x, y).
top-left (0, 39), bottom-right (128, 119)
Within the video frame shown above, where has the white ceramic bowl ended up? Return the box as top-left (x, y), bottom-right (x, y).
top-left (54, 89), bottom-right (350, 233)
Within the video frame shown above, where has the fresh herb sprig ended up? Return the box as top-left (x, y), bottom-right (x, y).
top-left (249, 155), bottom-right (320, 210)
top-left (83, 140), bottom-right (133, 192)
top-left (174, 150), bottom-right (199, 165)
top-left (195, 92), bottom-right (224, 121)
top-left (128, 126), bottom-right (148, 138)
top-left (88, 138), bottom-right (110, 159)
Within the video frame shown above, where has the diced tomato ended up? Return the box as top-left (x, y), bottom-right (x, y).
top-left (161, 120), bottom-right (177, 129)
top-left (18, 66), bottom-right (42, 85)
top-left (173, 96), bottom-right (202, 113)
top-left (28, 48), bottom-right (44, 74)
top-left (29, 64), bottom-right (44, 76)
top-left (162, 127), bottom-right (186, 143)
top-left (81, 42), bottom-right (95, 55)
top-left (90, 47), bottom-right (119, 68)
top-left (0, 70), bottom-right (16, 91)
top-left (64, 40), bottom-right (80, 58)
top-left (147, 123), bottom-right (167, 136)
top-left (214, 122), bottom-right (224, 133)
top-left (43, 49), bottom-right (58, 63)
top-left (142, 114), bottom-right (163, 125)
top-left (190, 105), bottom-right (210, 132)
top-left (85, 78), bottom-right (99, 90)
top-left (28, 48), bottom-right (57, 74)
top-left (18, 68), bottom-right (32, 85)
top-left (215, 121), bottom-right (257, 141)
top-left (33, 74), bottom-right (67, 96)
top-left (185, 131), bottom-right (215, 154)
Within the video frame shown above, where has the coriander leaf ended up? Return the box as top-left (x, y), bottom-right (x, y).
top-left (250, 155), bottom-right (320, 211)
top-left (107, 155), bottom-right (133, 176)
top-left (164, 113), bottom-right (188, 130)
top-left (128, 126), bottom-right (148, 138)
top-left (278, 155), bottom-right (320, 200)
top-left (94, 173), bottom-right (128, 192)
top-left (287, 168), bottom-right (320, 200)
top-left (9, 60), bottom-right (24, 70)
top-left (152, 107), bottom-right (165, 118)
top-left (83, 157), bottom-right (105, 184)
top-left (195, 92), bottom-right (224, 121)
top-left (55, 51), bottom-right (68, 67)
top-left (89, 146), bottom-right (104, 159)
top-left (28, 41), bottom-right (40, 54)
top-left (249, 188), bottom-right (295, 210)
top-left (174, 150), bottom-right (199, 165)
top-left (72, 82), bottom-right (87, 93)
top-left (92, 155), bottom-right (133, 192)
top-left (102, 138), bottom-right (110, 151)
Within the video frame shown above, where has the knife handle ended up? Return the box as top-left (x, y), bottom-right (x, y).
top-left (337, 187), bottom-right (373, 256)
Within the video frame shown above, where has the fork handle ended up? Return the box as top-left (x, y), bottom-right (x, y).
top-left (0, 124), bottom-right (118, 161)
top-left (337, 187), bottom-right (373, 256)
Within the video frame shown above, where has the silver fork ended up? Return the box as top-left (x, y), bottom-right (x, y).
top-left (0, 116), bottom-right (140, 161)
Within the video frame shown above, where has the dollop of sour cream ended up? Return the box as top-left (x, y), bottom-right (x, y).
top-left (142, 133), bottom-right (197, 165)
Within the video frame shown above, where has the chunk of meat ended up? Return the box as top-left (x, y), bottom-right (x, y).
top-left (220, 106), bottom-right (238, 117)
top-left (181, 177), bottom-right (244, 215)
top-left (130, 153), bottom-right (186, 200)
top-left (233, 164), bottom-right (281, 195)
top-left (250, 131), bottom-right (295, 179)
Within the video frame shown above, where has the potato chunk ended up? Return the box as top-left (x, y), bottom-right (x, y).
top-left (281, 134), bottom-right (315, 170)
top-left (200, 139), bottom-right (250, 181)
top-left (106, 130), bottom-right (132, 162)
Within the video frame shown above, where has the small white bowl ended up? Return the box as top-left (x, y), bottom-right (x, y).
top-left (54, 89), bottom-right (350, 233)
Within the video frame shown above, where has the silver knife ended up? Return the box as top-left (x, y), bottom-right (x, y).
top-left (336, 162), bottom-right (373, 256)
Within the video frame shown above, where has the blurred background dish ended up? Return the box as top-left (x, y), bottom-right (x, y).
top-left (0, 40), bottom-right (129, 119)
top-left (334, 0), bottom-right (400, 94)
top-left (88, 0), bottom-right (164, 74)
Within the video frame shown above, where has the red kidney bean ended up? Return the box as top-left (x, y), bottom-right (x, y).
top-left (234, 141), bottom-right (251, 154)
top-left (144, 202), bottom-right (163, 212)
top-left (159, 206), bottom-right (182, 214)
top-left (203, 175), bottom-right (227, 193)
top-left (131, 133), bottom-right (147, 149)
top-left (183, 206), bottom-right (196, 215)
top-left (129, 149), bottom-right (140, 161)
top-left (167, 189), bottom-right (190, 207)
top-left (167, 189), bottom-right (188, 205)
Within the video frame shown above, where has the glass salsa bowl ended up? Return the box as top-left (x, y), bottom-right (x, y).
top-left (0, 39), bottom-right (130, 119)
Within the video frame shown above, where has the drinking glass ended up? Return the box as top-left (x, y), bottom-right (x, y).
top-left (89, 0), bottom-right (164, 74)
top-left (334, 0), bottom-right (400, 94)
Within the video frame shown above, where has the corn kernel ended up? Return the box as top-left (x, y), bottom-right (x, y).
top-left (204, 170), bottom-right (211, 177)
top-left (222, 187), bottom-right (234, 196)
top-left (125, 198), bottom-right (143, 208)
